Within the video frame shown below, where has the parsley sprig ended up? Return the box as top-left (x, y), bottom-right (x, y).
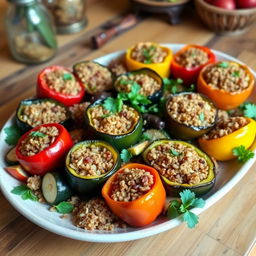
top-left (142, 45), bottom-right (156, 64)
top-left (170, 148), bottom-right (182, 157)
top-left (63, 73), bottom-right (73, 81)
top-left (218, 62), bottom-right (229, 68)
top-left (30, 131), bottom-right (46, 138)
top-left (54, 201), bottom-right (74, 214)
top-left (103, 97), bottom-right (123, 115)
top-left (11, 185), bottom-right (38, 201)
top-left (120, 149), bottom-right (132, 163)
top-left (163, 78), bottom-right (183, 94)
top-left (167, 190), bottom-right (205, 228)
top-left (232, 145), bottom-right (254, 163)
top-left (239, 102), bottom-right (256, 119)
top-left (4, 125), bottom-right (22, 146)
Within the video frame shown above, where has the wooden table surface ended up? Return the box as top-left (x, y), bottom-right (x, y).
top-left (1, 1), bottom-right (256, 255)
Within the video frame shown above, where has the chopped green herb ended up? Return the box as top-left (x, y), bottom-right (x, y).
top-left (63, 73), bottom-right (73, 81)
top-left (187, 84), bottom-right (196, 92)
top-left (167, 189), bottom-right (205, 229)
top-left (170, 148), bottom-right (181, 157)
top-left (232, 71), bottom-right (240, 77)
top-left (120, 149), bottom-right (132, 163)
top-left (4, 125), bottom-right (22, 146)
top-left (142, 45), bottom-right (156, 64)
top-left (100, 113), bottom-right (112, 118)
top-left (147, 104), bottom-right (159, 113)
top-left (140, 132), bottom-right (152, 142)
top-left (30, 131), bottom-right (46, 138)
top-left (103, 97), bottom-right (123, 114)
top-left (163, 78), bottom-right (183, 95)
top-left (232, 145), bottom-right (254, 163)
top-left (55, 201), bottom-right (74, 214)
top-left (218, 62), bottom-right (229, 68)
top-left (199, 112), bottom-right (205, 122)
top-left (11, 185), bottom-right (38, 201)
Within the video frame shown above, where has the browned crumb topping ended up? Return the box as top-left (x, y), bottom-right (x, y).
top-left (44, 69), bottom-right (81, 96)
top-left (116, 73), bottom-right (161, 96)
top-left (203, 62), bottom-right (250, 93)
top-left (175, 47), bottom-right (208, 68)
top-left (68, 101), bottom-right (90, 127)
top-left (203, 117), bottom-right (249, 140)
top-left (108, 57), bottom-right (128, 76)
top-left (20, 126), bottom-right (59, 156)
top-left (131, 42), bottom-right (167, 64)
top-left (69, 144), bottom-right (114, 176)
top-left (167, 93), bottom-right (216, 127)
top-left (73, 198), bottom-right (126, 231)
top-left (146, 142), bottom-right (209, 185)
top-left (20, 101), bottom-right (67, 127)
top-left (74, 62), bottom-right (113, 94)
top-left (90, 104), bottom-right (139, 135)
top-left (27, 175), bottom-right (45, 203)
top-left (111, 168), bottom-right (154, 202)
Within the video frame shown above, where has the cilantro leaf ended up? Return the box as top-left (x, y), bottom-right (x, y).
top-left (167, 200), bottom-right (181, 219)
top-left (183, 211), bottom-right (199, 229)
top-left (4, 125), bottom-right (22, 146)
top-left (103, 97), bottom-right (123, 114)
top-left (166, 189), bottom-right (205, 229)
top-left (140, 132), bottom-right (152, 142)
top-left (30, 131), bottom-right (46, 138)
top-left (199, 112), bottom-right (205, 122)
top-left (120, 149), bottom-right (132, 163)
top-left (187, 84), bottom-right (196, 92)
top-left (232, 145), bottom-right (254, 163)
top-left (170, 149), bottom-right (181, 157)
top-left (55, 201), bottom-right (74, 214)
top-left (63, 73), bottom-right (73, 81)
top-left (243, 103), bottom-right (256, 119)
top-left (218, 62), bottom-right (229, 68)
top-left (11, 185), bottom-right (38, 201)
top-left (163, 78), bottom-right (183, 94)
top-left (232, 71), bottom-right (240, 77)
top-left (147, 104), bottom-right (159, 113)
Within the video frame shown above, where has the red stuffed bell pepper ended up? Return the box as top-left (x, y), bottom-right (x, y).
top-left (37, 65), bottom-right (85, 106)
top-left (171, 45), bottom-right (216, 85)
top-left (16, 123), bottom-right (73, 175)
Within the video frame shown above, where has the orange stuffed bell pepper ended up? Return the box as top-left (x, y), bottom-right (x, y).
top-left (102, 163), bottom-right (166, 227)
top-left (125, 42), bottom-right (173, 78)
top-left (197, 61), bottom-right (254, 110)
top-left (171, 45), bottom-right (216, 85)
top-left (198, 117), bottom-right (256, 161)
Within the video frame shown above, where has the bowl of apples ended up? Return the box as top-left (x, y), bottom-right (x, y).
top-left (195, 0), bottom-right (256, 35)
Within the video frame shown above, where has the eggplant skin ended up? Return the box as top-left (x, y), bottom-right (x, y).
top-left (16, 98), bottom-right (72, 133)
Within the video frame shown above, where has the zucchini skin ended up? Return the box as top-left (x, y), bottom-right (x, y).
top-left (16, 98), bottom-right (72, 133)
top-left (164, 92), bottom-right (218, 140)
top-left (85, 100), bottom-right (143, 150)
top-left (42, 172), bottom-right (73, 205)
top-left (142, 139), bottom-right (216, 196)
top-left (65, 140), bottom-right (121, 196)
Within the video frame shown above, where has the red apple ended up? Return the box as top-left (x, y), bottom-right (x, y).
top-left (236, 0), bottom-right (256, 8)
top-left (211, 0), bottom-right (236, 9)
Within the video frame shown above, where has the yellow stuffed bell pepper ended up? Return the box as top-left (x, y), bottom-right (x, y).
top-left (125, 42), bottom-right (173, 78)
top-left (198, 118), bottom-right (256, 161)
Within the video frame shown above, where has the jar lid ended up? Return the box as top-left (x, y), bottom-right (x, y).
top-left (8, 0), bottom-right (36, 4)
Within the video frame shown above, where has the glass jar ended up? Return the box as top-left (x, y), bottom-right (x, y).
top-left (43, 0), bottom-right (87, 34)
top-left (5, 0), bottom-right (58, 64)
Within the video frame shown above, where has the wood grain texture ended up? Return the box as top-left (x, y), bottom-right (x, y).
top-left (0, 0), bottom-right (256, 255)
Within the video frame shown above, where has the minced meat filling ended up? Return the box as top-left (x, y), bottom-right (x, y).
top-left (20, 126), bottom-right (59, 156)
top-left (146, 142), bottom-right (209, 185)
top-left (69, 144), bottom-right (114, 176)
top-left (108, 57), bottom-right (128, 76)
top-left (167, 93), bottom-right (216, 127)
top-left (131, 42), bottom-right (167, 64)
top-left (175, 47), bottom-right (209, 68)
top-left (110, 168), bottom-right (154, 202)
top-left (203, 62), bottom-right (250, 93)
top-left (116, 73), bottom-right (161, 96)
top-left (73, 198), bottom-right (125, 231)
top-left (20, 101), bottom-right (67, 127)
top-left (75, 62), bottom-right (113, 93)
top-left (90, 105), bottom-right (139, 135)
top-left (203, 117), bottom-right (249, 140)
top-left (44, 69), bottom-right (81, 96)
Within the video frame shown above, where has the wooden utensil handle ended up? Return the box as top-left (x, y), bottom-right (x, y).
top-left (92, 14), bottom-right (138, 49)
